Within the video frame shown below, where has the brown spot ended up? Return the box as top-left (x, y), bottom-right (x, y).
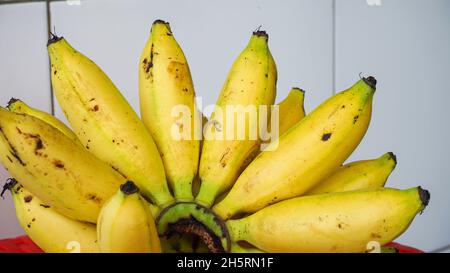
top-left (86, 193), bottom-right (102, 204)
top-left (91, 105), bottom-right (99, 112)
top-left (32, 218), bottom-right (35, 222)
top-left (143, 58), bottom-right (147, 64)
top-left (341, 105), bottom-right (345, 109)
top-left (338, 223), bottom-right (342, 229)
top-left (35, 138), bottom-right (44, 155)
top-left (23, 195), bottom-right (33, 203)
top-left (53, 160), bottom-right (65, 169)
top-left (183, 88), bottom-right (188, 92)
top-left (353, 115), bottom-right (359, 124)
top-left (39, 204), bottom-right (50, 208)
top-left (6, 156), bottom-right (13, 163)
top-left (89, 98), bottom-right (95, 102)
top-left (265, 73), bottom-right (268, 78)
top-left (53, 70), bottom-right (57, 75)
top-left (219, 148), bottom-right (231, 168)
top-left (321, 133), bottom-right (332, 141)
top-left (27, 224), bottom-right (31, 228)
top-left (371, 232), bottom-right (382, 239)
top-left (166, 32), bottom-right (172, 36)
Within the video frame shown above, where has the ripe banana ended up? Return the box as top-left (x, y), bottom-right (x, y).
top-left (269, 87), bottom-right (305, 139)
top-left (308, 152), bottom-right (397, 195)
top-left (47, 36), bottom-right (174, 207)
top-left (196, 30), bottom-right (277, 207)
top-left (5, 179), bottom-right (99, 253)
top-left (97, 181), bottom-right (161, 253)
top-left (214, 77), bottom-right (376, 220)
top-left (226, 187), bottom-right (429, 253)
top-left (7, 98), bottom-right (81, 145)
top-left (139, 20), bottom-right (200, 201)
top-left (0, 107), bottom-right (124, 222)
top-left (240, 87), bottom-right (305, 171)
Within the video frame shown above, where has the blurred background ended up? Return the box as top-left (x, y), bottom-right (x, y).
top-left (0, 0), bottom-right (449, 252)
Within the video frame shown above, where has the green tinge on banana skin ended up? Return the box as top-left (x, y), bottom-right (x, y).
top-left (156, 202), bottom-right (231, 252)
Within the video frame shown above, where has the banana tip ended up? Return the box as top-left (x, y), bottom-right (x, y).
top-left (253, 30), bottom-right (268, 39)
top-left (120, 181), bottom-right (139, 195)
top-left (6, 98), bottom-right (19, 108)
top-left (153, 19), bottom-right (168, 25)
top-left (362, 76), bottom-right (377, 90)
top-left (47, 33), bottom-right (63, 46)
top-left (418, 186), bottom-right (430, 207)
top-left (387, 152), bottom-right (397, 165)
top-left (292, 87), bottom-right (305, 94)
top-left (1, 178), bottom-right (18, 198)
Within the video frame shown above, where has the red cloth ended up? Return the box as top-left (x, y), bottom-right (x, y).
top-left (0, 236), bottom-right (422, 253)
top-left (0, 236), bottom-right (43, 253)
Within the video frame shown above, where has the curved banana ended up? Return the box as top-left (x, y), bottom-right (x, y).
top-left (0, 108), bottom-right (124, 222)
top-left (47, 36), bottom-right (174, 207)
top-left (308, 152), bottom-right (397, 195)
top-left (139, 20), bottom-right (200, 201)
top-left (7, 98), bottom-right (81, 145)
top-left (214, 77), bottom-right (376, 220)
top-left (269, 87), bottom-right (305, 139)
top-left (196, 30), bottom-right (277, 207)
top-left (226, 187), bottom-right (429, 253)
top-left (97, 181), bottom-right (161, 253)
top-left (5, 179), bottom-right (99, 253)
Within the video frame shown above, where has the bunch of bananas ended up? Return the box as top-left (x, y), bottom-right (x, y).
top-left (0, 20), bottom-right (429, 253)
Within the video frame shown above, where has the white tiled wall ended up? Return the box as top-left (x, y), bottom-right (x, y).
top-left (335, 0), bottom-right (450, 252)
top-left (0, 0), bottom-right (449, 252)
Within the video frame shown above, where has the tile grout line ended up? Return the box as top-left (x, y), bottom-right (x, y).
top-left (45, 0), bottom-right (55, 115)
top-left (331, 0), bottom-right (336, 95)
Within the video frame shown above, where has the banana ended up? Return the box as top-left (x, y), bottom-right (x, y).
top-left (4, 179), bottom-right (99, 253)
top-left (7, 98), bottom-right (81, 145)
top-left (226, 187), bottom-right (429, 253)
top-left (97, 181), bottom-right (161, 253)
top-left (47, 36), bottom-right (174, 207)
top-left (139, 20), bottom-right (200, 201)
top-left (308, 152), bottom-right (397, 195)
top-left (214, 77), bottom-right (376, 220)
top-left (0, 108), bottom-right (124, 222)
top-left (196, 30), bottom-right (277, 207)
top-left (269, 87), bottom-right (305, 139)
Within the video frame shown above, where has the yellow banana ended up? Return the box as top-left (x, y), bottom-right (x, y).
top-left (5, 179), bottom-right (99, 253)
top-left (97, 181), bottom-right (161, 253)
top-left (269, 87), bottom-right (305, 139)
top-left (47, 36), bottom-right (174, 207)
top-left (0, 108), bottom-right (124, 222)
top-left (7, 98), bottom-right (81, 145)
top-left (214, 77), bottom-right (376, 220)
top-left (139, 20), bottom-right (200, 201)
top-left (226, 187), bottom-right (429, 253)
top-left (196, 30), bottom-right (277, 207)
top-left (308, 152), bottom-right (397, 195)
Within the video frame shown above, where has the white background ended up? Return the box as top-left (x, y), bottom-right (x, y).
top-left (0, 0), bottom-right (449, 252)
